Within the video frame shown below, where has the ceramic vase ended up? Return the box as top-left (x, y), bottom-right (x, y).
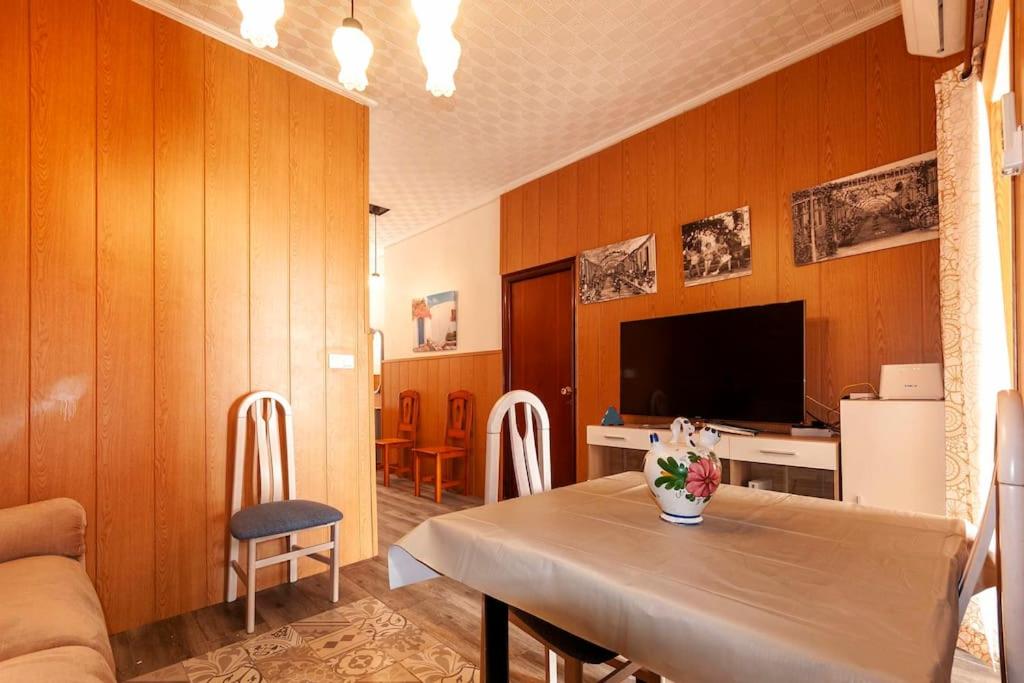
top-left (642, 417), bottom-right (722, 525)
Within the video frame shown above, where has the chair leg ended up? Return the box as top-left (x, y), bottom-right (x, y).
top-left (383, 445), bottom-right (391, 487)
top-left (414, 454), bottom-right (421, 497)
top-left (227, 536), bottom-right (239, 602)
top-left (463, 455), bottom-right (470, 495)
top-left (288, 533), bottom-right (298, 583)
top-left (544, 648), bottom-right (558, 682)
top-left (329, 521), bottom-right (340, 603)
top-left (564, 657), bottom-right (583, 683)
top-left (435, 455), bottom-right (443, 504)
top-left (246, 539), bottom-right (257, 634)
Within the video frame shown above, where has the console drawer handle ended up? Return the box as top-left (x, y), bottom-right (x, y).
top-left (603, 435), bottom-right (627, 441)
top-left (759, 449), bottom-right (797, 456)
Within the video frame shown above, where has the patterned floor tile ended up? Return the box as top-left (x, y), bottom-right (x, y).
top-left (307, 625), bottom-right (374, 660)
top-left (244, 625), bottom-right (306, 661)
top-left (254, 644), bottom-right (338, 682)
top-left (374, 622), bottom-right (439, 661)
top-left (127, 661), bottom-right (190, 682)
top-left (327, 646), bottom-right (396, 680)
top-left (362, 663), bottom-right (420, 681)
top-left (181, 643), bottom-right (263, 683)
top-left (401, 644), bottom-right (479, 683)
top-left (358, 610), bottom-right (409, 641)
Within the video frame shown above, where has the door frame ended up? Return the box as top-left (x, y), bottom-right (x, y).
top-left (501, 257), bottom-right (578, 480)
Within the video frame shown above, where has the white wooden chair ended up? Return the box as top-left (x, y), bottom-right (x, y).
top-left (958, 390), bottom-right (1023, 680)
top-left (227, 391), bottom-right (342, 633)
top-left (485, 390), bottom-right (644, 683)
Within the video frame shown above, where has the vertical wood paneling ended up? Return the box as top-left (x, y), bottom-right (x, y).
top-left (865, 20), bottom-right (924, 377)
top-left (154, 16), bottom-right (207, 618)
top-left (738, 77), bottom-right (779, 307)
top-left (538, 173), bottom-right (558, 265)
top-left (29, 0), bottom-right (98, 577)
top-left (555, 164), bottom-right (578, 260)
top-left (504, 188), bottom-right (524, 273)
top-left (0, 0), bottom-right (30, 510)
top-left (204, 38), bottom-right (250, 601)
top-left (704, 92), bottom-right (741, 310)
top-left (96, 0), bottom-right (155, 632)
top-left (818, 35), bottom-right (870, 404)
top-left (288, 76), bottom-right (328, 577)
top-left (597, 145), bottom-right (623, 418)
top-left (647, 119), bottom-right (677, 317)
top-left (676, 108), bottom-right (708, 313)
top-left (522, 180), bottom-right (541, 268)
top-left (620, 132), bottom-right (650, 323)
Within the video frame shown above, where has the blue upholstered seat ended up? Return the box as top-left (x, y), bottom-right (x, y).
top-left (229, 500), bottom-right (342, 540)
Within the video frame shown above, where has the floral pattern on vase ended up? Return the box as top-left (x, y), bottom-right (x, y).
top-left (643, 417), bottom-right (722, 525)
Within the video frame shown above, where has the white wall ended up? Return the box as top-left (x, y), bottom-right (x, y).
top-left (377, 199), bottom-right (502, 361)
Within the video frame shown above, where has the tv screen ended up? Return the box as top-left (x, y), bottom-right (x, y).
top-left (619, 301), bottom-right (805, 424)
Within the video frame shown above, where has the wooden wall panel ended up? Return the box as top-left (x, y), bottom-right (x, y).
top-left (555, 165), bottom-right (578, 260)
top-left (29, 0), bottom-right (98, 577)
top-left (154, 16), bottom-right (208, 619)
top-left (204, 37), bottom-right (251, 601)
top-left (96, 0), bottom-right (155, 633)
top-left (0, 0), bottom-right (30, 510)
top-left (522, 180), bottom-right (541, 269)
top-left (5, 0), bottom-right (372, 634)
top-left (380, 351), bottom-right (503, 498)
top-left (288, 76), bottom-right (329, 578)
top-left (499, 19), bottom-right (944, 471)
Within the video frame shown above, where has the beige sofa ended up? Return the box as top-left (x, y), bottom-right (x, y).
top-left (0, 498), bottom-right (115, 682)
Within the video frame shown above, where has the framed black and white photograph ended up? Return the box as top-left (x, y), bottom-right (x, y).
top-left (681, 206), bottom-right (752, 287)
top-left (790, 152), bottom-right (938, 266)
top-left (578, 234), bottom-right (657, 304)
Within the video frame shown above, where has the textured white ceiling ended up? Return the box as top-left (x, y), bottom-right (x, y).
top-left (141, 0), bottom-right (900, 245)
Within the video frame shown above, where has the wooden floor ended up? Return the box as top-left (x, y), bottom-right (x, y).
top-left (112, 473), bottom-right (999, 682)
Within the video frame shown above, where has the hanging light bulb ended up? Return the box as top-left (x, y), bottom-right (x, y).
top-left (333, 0), bottom-right (374, 92)
top-left (368, 204), bottom-right (389, 331)
top-left (411, 0), bottom-right (462, 97)
top-left (237, 0), bottom-right (285, 49)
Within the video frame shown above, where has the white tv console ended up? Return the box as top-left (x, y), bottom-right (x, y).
top-left (587, 424), bottom-right (841, 499)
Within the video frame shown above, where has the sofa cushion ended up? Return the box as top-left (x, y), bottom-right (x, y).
top-left (0, 645), bottom-right (114, 683)
top-left (230, 500), bottom-right (342, 540)
top-left (0, 555), bottom-right (114, 672)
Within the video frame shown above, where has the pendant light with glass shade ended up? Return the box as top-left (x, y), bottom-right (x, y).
top-left (237, 0), bottom-right (285, 49)
top-left (411, 0), bottom-right (462, 97)
top-left (368, 204), bottom-right (389, 331)
top-left (333, 0), bottom-right (374, 92)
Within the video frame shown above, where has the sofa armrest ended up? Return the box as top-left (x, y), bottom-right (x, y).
top-left (0, 498), bottom-right (87, 565)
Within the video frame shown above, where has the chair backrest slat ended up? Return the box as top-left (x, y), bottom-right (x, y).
top-left (484, 390), bottom-right (551, 505)
top-left (445, 390), bottom-right (474, 449)
top-left (232, 391), bottom-right (295, 517)
top-left (397, 390), bottom-right (420, 443)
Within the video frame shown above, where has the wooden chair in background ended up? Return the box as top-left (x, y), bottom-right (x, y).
top-left (375, 389), bottom-right (420, 487)
top-left (413, 390), bottom-right (474, 504)
top-left (227, 391), bottom-right (342, 633)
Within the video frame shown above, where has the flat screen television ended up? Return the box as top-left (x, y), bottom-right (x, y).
top-left (619, 301), bottom-right (805, 424)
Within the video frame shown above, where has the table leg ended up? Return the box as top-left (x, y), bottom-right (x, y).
top-left (414, 454), bottom-right (421, 497)
top-left (480, 594), bottom-right (508, 682)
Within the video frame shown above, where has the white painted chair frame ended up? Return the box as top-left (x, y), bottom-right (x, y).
top-left (484, 390), bottom-right (642, 683)
top-left (226, 391), bottom-right (340, 633)
top-left (958, 390), bottom-right (1023, 681)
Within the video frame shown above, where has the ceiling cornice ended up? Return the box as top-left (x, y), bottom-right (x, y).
top-left (131, 0), bottom-right (378, 108)
top-left (384, 3), bottom-right (903, 248)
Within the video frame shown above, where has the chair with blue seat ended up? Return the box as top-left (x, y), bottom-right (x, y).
top-left (227, 391), bottom-right (343, 633)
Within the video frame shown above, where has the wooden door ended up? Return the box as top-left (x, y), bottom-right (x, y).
top-left (504, 261), bottom-right (576, 493)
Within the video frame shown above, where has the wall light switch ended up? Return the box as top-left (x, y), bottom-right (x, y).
top-left (328, 353), bottom-right (355, 370)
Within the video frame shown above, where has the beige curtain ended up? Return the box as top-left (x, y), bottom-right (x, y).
top-left (936, 63), bottom-right (1012, 665)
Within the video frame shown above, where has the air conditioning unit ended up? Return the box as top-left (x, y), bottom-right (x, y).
top-left (900, 0), bottom-right (967, 57)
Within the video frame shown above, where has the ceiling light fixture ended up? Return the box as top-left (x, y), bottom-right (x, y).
top-left (237, 0), bottom-right (285, 49)
top-left (411, 0), bottom-right (462, 97)
top-left (332, 0), bottom-right (374, 92)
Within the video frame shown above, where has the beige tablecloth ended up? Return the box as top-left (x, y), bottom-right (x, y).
top-left (390, 472), bottom-right (968, 682)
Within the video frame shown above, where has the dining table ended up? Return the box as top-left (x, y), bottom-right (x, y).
top-left (388, 471), bottom-right (970, 682)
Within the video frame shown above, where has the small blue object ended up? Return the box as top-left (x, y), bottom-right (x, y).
top-left (601, 406), bottom-right (624, 426)
top-left (650, 433), bottom-right (659, 443)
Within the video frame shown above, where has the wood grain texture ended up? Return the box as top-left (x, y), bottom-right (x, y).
top-left (96, 0), bottom-right (156, 633)
top-left (498, 19), bottom-right (941, 468)
top-left (5, 0), bottom-right (372, 633)
top-left (288, 75), bottom-right (329, 578)
top-left (204, 37), bottom-right (251, 602)
top-left (0, 0), bottom-right (30, 510)
top-left (29, 0), bottom-right (98, 577)
top-left (154, 15), bottom-right (208, 619)
top-left (380, 351), bottom-right (503, 498)
top-left (521, 180), bottom-right (541, 270)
